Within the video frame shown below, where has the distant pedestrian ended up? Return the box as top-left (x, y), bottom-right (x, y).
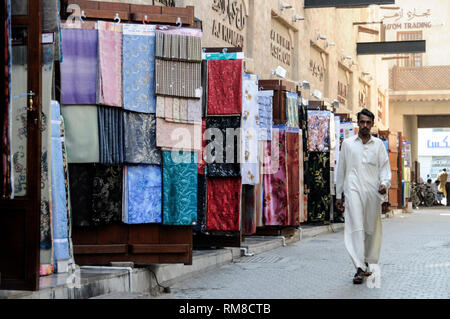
top-left (446, 172), bottom-right (450, 207)
top-left (437, 169), bottom-right (448, 199)
top-left (336, 109), bottom-right (392, 285)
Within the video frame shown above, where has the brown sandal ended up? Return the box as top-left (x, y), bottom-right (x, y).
top-left (353, 273), bottom-right (364, 285)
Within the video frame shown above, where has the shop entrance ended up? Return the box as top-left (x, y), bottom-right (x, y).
top-left (1, 0), bottom-right (42, 291)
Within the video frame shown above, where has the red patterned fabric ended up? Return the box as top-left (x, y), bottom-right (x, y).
top-left (286, 131), bottom-right (300, 226)
top-left (207, 59), bottom-right (242, 115)
top-left (2, 3), bottom-right (11, 199)
top-left (198, 119), bottom-right (206, 174)
top-left (206, 177), bottom-right (241, 231)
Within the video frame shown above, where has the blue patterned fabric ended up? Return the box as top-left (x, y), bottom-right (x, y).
top-left (122, 25), bottom-right (156, 114)
top-left (50, 101), bottom-right (69, 261)
top-left (162, 151), bottom-right (197, 226)
top-left (123, 165), bottom-right (161, 224)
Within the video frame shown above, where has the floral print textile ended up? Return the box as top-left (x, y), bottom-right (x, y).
top-left (307, 152), bottom-right (331, 223)
top-left (307, 110), bottom-right (331, 152)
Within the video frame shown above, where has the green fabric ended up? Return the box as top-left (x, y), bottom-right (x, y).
top-left (61, 105), bottom-right (100, 163)
top-left (162, 151), bottom-right (197, 226)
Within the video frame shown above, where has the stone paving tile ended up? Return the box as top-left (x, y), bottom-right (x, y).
top-left (157, 209), bottom-right (450, 299)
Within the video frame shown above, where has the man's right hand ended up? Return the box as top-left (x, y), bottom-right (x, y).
top-left (336, 199), bottom-right (344, 212)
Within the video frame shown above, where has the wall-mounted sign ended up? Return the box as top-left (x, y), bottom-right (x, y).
top-left (211, 0), bottom-right (246, 47)
top-left (358, 81), bottom-right (369, 109)
top-left (310, 59), bottom-right (325, 82)
top-left (382, 8), bottom-right (433, 30)
top-left (337, 81), bottom-right (348, 106)
top-left (155, 0), bottom-right (177, 7)
top-left (418, 129), bottom-right (450, 157)
top-left (270, 30), bottom-right (292, 66)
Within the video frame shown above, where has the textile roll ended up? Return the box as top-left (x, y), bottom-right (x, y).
top-left (307, 152), bottom-right (331, 223)
top-left (241, 74), bottom-right (260, 185)
top-left (194, 174), bottom-right (207, 232)
top-left (257, 90), bottom-right (274, 141)
top-left (207, 59), bottom-right (242, 115)
top-left (97, 21), bottom-right (123, 107)
top-left (123, 165), bottom-right (162, 224)
top-left (61, 29), bottom-right (98, 105)
top-left (98, 106), bottom-right (124, 165)
top-left (206, 177), bottom-right (241, 231)
top-left (286, 129), bottom-right (300, 227)
top-left (61, 105), bottom-right (100, 163)
top-left (286, 92), bottom-right (299, 128)
top-left (162, 151), bottom-right (197, 226)
top-left (205, 116), bottom-right (241, 177)
top-left (156, 118), bottom-right (202, 151)
top-left (307, 110), bottom-right (331, 152)
top-left (243, 185), bottom-right (257, 236)
top-left (50, 101), bottom-right (70, 263)
top-left (155, 59), bottom-right (202, 99)
top-left (263, 128), bottom-right (289, 226)
top-left (123, 111), bottom-right (161, 165)
top-left (123, 24), bottom-right (156, 113)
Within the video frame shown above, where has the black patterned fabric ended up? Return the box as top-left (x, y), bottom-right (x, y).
top-left (201, 60), bottom-right (208, 118)
top-left (194, 174), bottom-right (207, 233)
top-left (123, 111), bottom-right (161, 165)
top-left (307, 152), bottom-right (331, 223)
top-left (69, 164), bottom-right (95, 227)
top-left (98, 106), bottom-right (124, 165)
top-left (205, 116), bottom-right (241, 177)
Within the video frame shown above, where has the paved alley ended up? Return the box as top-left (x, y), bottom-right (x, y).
top-left (158, 208), bottom-right (450, 299)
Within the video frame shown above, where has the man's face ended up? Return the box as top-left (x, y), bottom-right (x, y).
top-left (358, 114), bottom-right (374, 136)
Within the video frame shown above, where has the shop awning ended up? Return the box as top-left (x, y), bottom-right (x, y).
top-left (357, 40), bottom-right (426, 55)
top-left (304, 0), bottom-right (395, 8)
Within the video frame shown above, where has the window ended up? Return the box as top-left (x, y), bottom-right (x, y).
top-left (397, 31), bottom-right (423, 67)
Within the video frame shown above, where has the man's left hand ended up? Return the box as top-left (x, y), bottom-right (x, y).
top-left (379, 185), bottom-right (387, 195)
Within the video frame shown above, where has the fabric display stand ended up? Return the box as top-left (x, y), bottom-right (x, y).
top-left (400, 134), bottom-right (411, 209)
top-left (57, 2), bottom-right (199, 267)
top-left (379, 130), bottom-right (400, 210)
top-left (193, 47), bottom-right (245, 249)
top-left (249, 80), bottom-right (305, 237)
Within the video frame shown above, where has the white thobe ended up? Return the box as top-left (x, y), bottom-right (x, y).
top-left (336, 135), bottom-right (391, 270)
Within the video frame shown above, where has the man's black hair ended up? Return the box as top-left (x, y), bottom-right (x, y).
top-left (444, 168), bottom-right (447, 172)
top-left (427, 179), bottom-right (432, 184)
top-left (357, 108), bottom-right (375, 122)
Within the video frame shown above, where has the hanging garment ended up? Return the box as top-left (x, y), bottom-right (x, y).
top-left (340, 122), bottom-right (355, 140)
top-left (298, 130), bottom-right (306, 223)
top-left (336, 135), bottom-right (391, 270)
top-left (2, 0), bottom-right (12, 198)
top-left (123, 111), bottom-right (161, 165)
top-left (61, 105), bottom-right (100, 163)
top-left (263, 128), bottom-right (289, 226)
top-left (97, 21), bottom-right (123, 107)
top-left (243, 185), bottom-right (257, 235)
top-left (92, 165), bottom-right (123, 226)
top-left (156, 118), bottom-right (202, 151)
top-left (286, 128), bottom-right (301, 227)
top-left (123, 165), bottom-right (162, 224)
top-left (205, 116), bottom-right (241, 177)
top-left (255, 140), bottom-right (265, 227)
top-left (155, 59), bottom-right (202, 99)
top-left (206, 177), bottom-right (241, 231)
top-left (286, 92), bottom-right (299, 128)
top-left (258, 90), bottom-right (274, 141)
top-left (98, 106), bottom-right (124, 165)
top-left (61, 28), bottom-right (98, 105)
top-left (307, 152), bottom-right (331, 223)
top-left (40, 50), bottom-right (55, 274)
top-left (50, 101), bottom-right (70, 265)
top-left (241, 74), bottom-right (260, 185)
top-left (162, 151), bottom-right (197, 226)
top-left (207, 59), bottom-right (242, 115)
top-left (194, 174), bottom-right (207, 232)
top-left (307, 110), bottom-right (331, 152)
top-left (122, 24), bottom-right (156, 113)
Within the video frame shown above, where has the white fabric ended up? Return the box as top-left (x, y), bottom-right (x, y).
top-left (336, 134), bottom-right (391, 270)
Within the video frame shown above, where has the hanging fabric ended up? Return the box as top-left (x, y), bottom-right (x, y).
top-left (155, 27), bottom-right (202, 62)
top-left (243, 185), bottom-right (257, 235)
top-left (97, 21), bottom-right (123, 107)
top-left (69, 164), bottom-right (94, 227)
top-left (156, 95), bottom-right (202, 124)
top-left (255, 140), bottom-right (265, 227)
top-left (205, 116), bottom-right (241, 177)
top-left (61, 28), bottom-right (98, 105)
top-left (263, 127), bottom-right (289, 226)
top-left (206, 177), bottom-right (241, 231)
top-left (286, 128), bottom-right (301, 226)
top-left (207, 59), bottom-right (242, 115)
top-left (241, 74), bottom-right (260, 185)
top-left (307, 110), bottom-right (331, 152)
top-left (123, 111), bottom-right (161, 165)
top-left (194, 174), bottom-right (207, 232)
top-left (43, 0), bottom-right (61, 62)
top-left (61, 105), bottom-right (100, 163)
top-left (162, 151), bottom-right (197, 226)
top-left (307, 152), bottom-right (331, 223)
top-left (122, 165), bottom-right (162, 224)
top-left (198, 119), bottom-right (207, 175)
top-left (156, 118), bottom-right (202, 151)
top-left (257, 90), bottom-right (274, 141)
top-left (155, 59), bottom-right (202, 98)
top-left (298, 130), bottom-right (306, 223)
top-left (50, 101), bottom-right (70, 268)
top-left (286, 92), bottom-right (299, 128)
top-left (201, 60), bottom-right (208, 117)
top-left (98, 106), bottom-right (124, 165)
top-left (122, 24), bottom-right (156, 113)
top-left (92, 165), bottom-right (123, 225)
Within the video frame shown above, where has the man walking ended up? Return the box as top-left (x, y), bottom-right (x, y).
top-left (437, 168), bottom-right (448, 204)
top-left (447, 173), bottom-right (450, 207)
top-left (336, 109), bottom-right (392, 285)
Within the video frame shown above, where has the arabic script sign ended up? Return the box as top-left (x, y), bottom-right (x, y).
top-left (211, 0), bottom-right (246, 48)
top-left (382, 8), bottom-right (433, 30)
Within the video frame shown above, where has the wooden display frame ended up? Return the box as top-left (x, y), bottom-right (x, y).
top-left (59, 0), bottom-right (197, 266)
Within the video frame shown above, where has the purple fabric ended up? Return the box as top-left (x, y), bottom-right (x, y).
top-left (61, 29), bottom-right (98, 105)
